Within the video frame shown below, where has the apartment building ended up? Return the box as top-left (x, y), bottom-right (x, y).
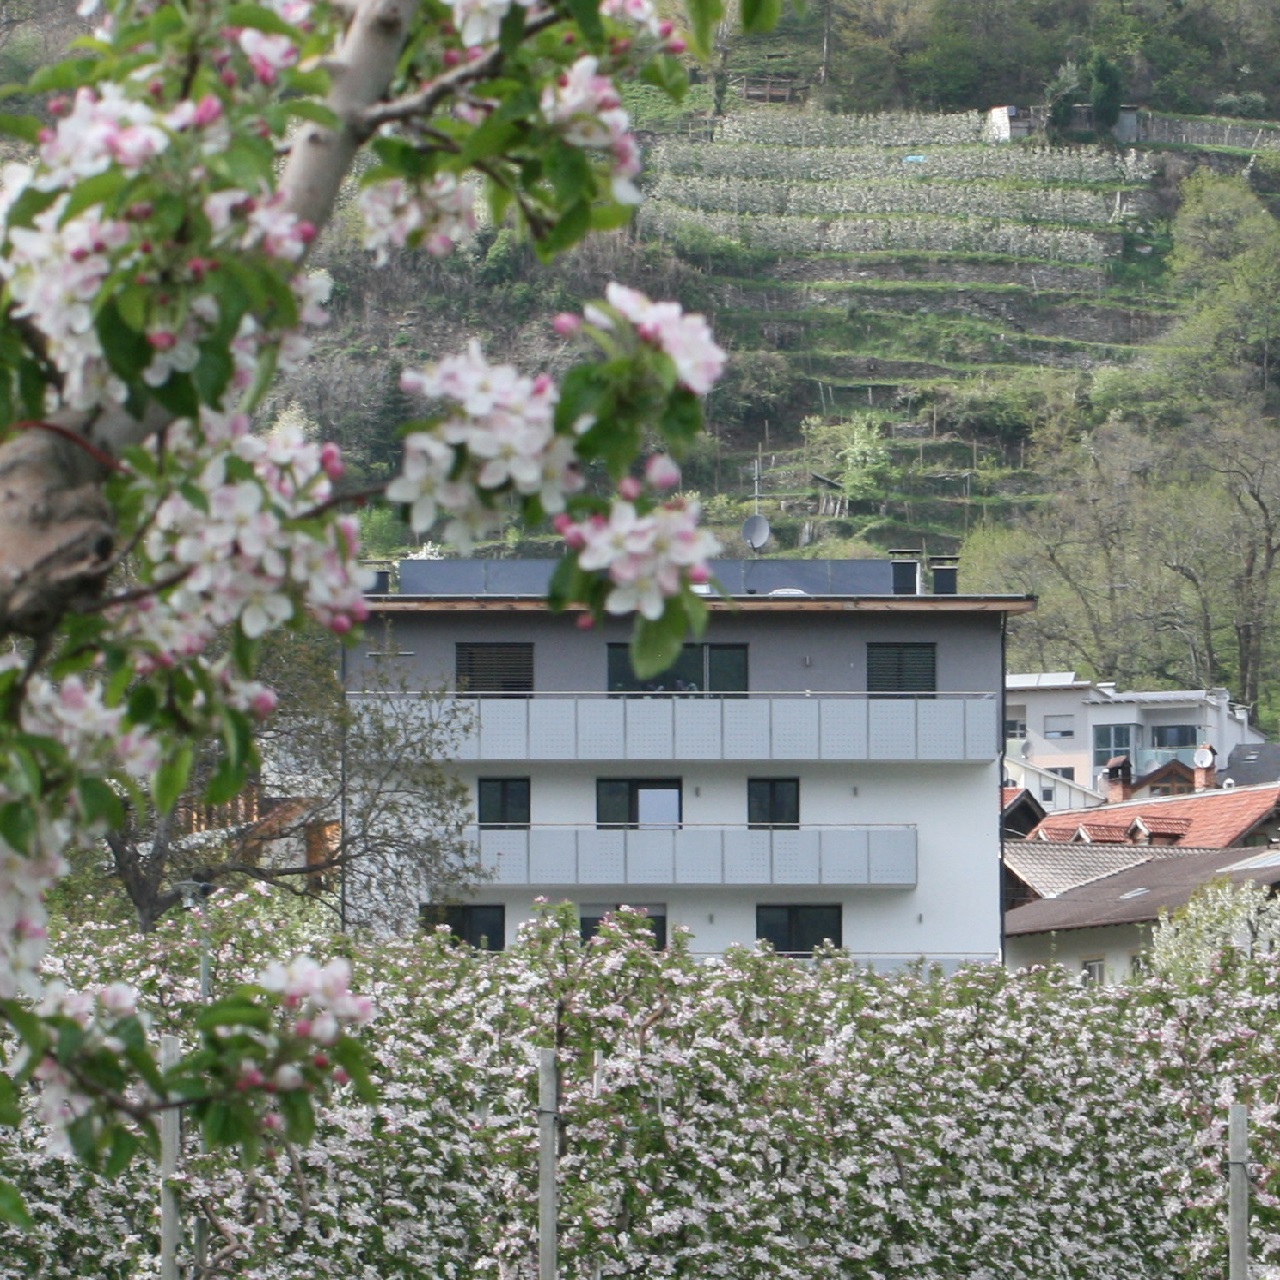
top-left (1005, 672), bottom-right (1263, 806)
top-left (348, 558), bottom-right (1033, 966)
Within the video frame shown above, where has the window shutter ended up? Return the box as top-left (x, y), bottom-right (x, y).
top-left (867, 642), bottom-right (936, 692)
top-left (456, 643), bottom-right (534, 692)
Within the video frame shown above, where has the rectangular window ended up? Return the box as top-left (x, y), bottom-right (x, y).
top-left (1043, 714), bottom-right (1075, 739)
top-left (748, 778), bottom-right (800, 829)
top-left (420, 903), bottom-right (506, 951)
top-left (456, 642), bottom-right (533, 694)
top-left (1152, 724), bottom-right (1198, 750)
top-left (1049, 766), bottom-right (1076, 782)
top-left (866, 642), bottom-right (936, 693)
top-left (756, 904), bottom-right (842, 956)
top-left (1080, 958), bottom-right (1105, 986)
top-left (607, 643), bottom-right (747, 695)
top-left (477, 778), bottom-right (530, 828)
top-left (580, 903), bottom-right (667, 948)
top-left (1093, 723), bottom-right (1137, 767)
top-left (1040, 785), bottom-right (1055, 803)
top-left (597, 779), bottom-right (682, 829)
top-left (1005, 705), bottom-right (1027, 740)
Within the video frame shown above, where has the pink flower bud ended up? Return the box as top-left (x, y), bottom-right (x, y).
top-left (147, 331), bottom-right (177, 351)
top-left (333, 1068), bottom-right (350, 1085)
top-left (553, 313), bottom-right (582, 337)
top-left (221, 68), bottom-right (238, 87)
top-left (665, 38), bottom-right (686, 53)
top-left (618, 476), bottom-right (642, 501)
top-left (295, 1017), bottom-right (312, 1037)
top-left (442, 47), bottom-right (460, 67)
top-left (313, 1052), bottom-right (329, 1068)
top-left (263, 1113), bottom-right (284, 1132)
top-left (576, 613), bottom-right (595, 630)
top-left (193, 94), bottom-right (223, 126)
top-left (320, 441), bottom-right (344, 479)
top-left (251, 688), bottom-right (277, 719)
top-left (658, 19), bottom-right (674, 36)
top-left (329, 615), bottom-right (352, 635)
top-left (645, 453), bottom-right (681, 491)
top-left (688, 563), bottom-right (710, 585)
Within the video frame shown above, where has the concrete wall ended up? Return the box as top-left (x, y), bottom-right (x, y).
top-left (354, 609), bottom-right (1006, 697)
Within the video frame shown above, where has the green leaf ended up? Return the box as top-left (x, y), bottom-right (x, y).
top-left (0, 1180), bottom-right (32, 1230)
top-left (537, 198), bottom-right (592, 259)
top-left (103, 1127), bottom-right (140, 1179)
top-left (545, 141), bottom-right (592, 205)
top-left (0, 112), bottom-right (39, 144)
top-left (225, 3), bottom-right (299, 36)
top-left (205, 755), bottom-right (245, 806)
top-left (77, 777), bottom-right (125, 828)
top-left (278, 1088), bottom-right (315, 1145)
top-left (684, 0), bottom-right (723, 58)
top-left (660, 387), bottom-right (704, 453)
top-left (630, 597), bottom-right (691, 679)
top-left (498, 0), bottom-right (526, 53)
top-left (28, 58), bottom-right (99, 93)
top-left (640, 55), bottom-right (688, 101)
top-left (741, 0), bottom-right (781, 32)
top-left (201, 1100), bottom-right (243, 1150)
top-left (97, 300), bottom-right (152, 382)
top-left (195, 1000), bottom-right (272, 1032)
top-left (114, 285), bottom-right (149, 333)
top-left (61, 168), bottom-right (128, 224)
top-left (564, 0), bottom-right (604, 46)
top-left (150, 371), bottom-right (200, 420)
top-left (285, 99), bottom-right (339, 129)
top-left (331, 1037), bottom-right (378, 1103)
top-left (0, 1073), bottom-right (21, 1128)
top-left (152, 742), bottom-right (194, 814)
top-left (0, 801), bottom-right (35, 855)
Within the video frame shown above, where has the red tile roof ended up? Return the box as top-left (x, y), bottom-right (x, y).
top-left (1030, 783), bottom-right (1280, 848)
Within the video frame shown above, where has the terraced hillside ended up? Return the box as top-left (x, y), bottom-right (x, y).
top-left (641, 110), bottom-right (1171, 429)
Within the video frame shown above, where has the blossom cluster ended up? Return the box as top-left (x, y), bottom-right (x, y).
top-left (558, 491), bottom-right (718, 619)
top-left (585, 282), bottom-right (726, 395)
top-left (389, 340), bottom-right (583, 550)
top-left (542, 56), bottom-right (642, 204)
top-left (356, 173), bottom-right (477, 264)
top-left (8, 904), bottom-right (1280, 1279)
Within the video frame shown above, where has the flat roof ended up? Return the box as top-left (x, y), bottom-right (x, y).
top-left (366, 595), bottom-right (1036, 614)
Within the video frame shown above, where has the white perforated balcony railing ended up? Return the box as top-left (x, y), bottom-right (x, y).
top-left (471, 823), bottom-right (917, 887)
top-left (387, 691), bottom-right (999, 763)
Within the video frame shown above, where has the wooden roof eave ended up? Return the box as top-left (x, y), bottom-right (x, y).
top-left (365, 595), bottom-right (1038, 616)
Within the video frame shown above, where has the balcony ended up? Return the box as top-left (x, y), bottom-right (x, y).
top-left (436, 693), bottom-right (997, 763)
top-left (473, 824), bottom-right (917, 888)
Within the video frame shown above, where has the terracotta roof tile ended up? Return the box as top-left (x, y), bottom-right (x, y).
top-left (1029, 783), bottom-right (1280, 848)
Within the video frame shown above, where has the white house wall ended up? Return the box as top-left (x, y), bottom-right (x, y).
top-left (1005, 922), bottom-right (1153, 983)
top-left (356, 598), bottom-right (1009, 963)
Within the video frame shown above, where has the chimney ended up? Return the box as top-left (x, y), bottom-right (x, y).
top-left (1105, 755), bottom-right (1133, 804)
top-left (1194, 744), bottom-right (1217, 791)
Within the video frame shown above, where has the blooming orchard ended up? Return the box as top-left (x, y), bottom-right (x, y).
top-left (0, 0), bottom-right (740, 1216)
top-left (4, 898), bottom-right (1279, 1278)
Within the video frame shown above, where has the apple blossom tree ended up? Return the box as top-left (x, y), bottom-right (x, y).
top-left (0, 0), bottom-right (765, 1222)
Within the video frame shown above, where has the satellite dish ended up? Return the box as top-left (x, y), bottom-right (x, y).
top-left (1193, 747), bottom-right (1215, 769)
top-left (741, 514), bottom-right (770, 551)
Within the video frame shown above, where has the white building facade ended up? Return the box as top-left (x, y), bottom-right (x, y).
top-left (352, 559), bottom-right (1032, 966)
top-left (1005, 672), bottom-right (1263, 807)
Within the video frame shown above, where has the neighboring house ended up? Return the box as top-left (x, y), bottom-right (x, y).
top-left (1002, 756), bottom-right (1104, 811)
top-left (1001, 787), bottom-right (1046, 839)
top-left (1004, 844), bottom-right (1280, 981)
top-left (351, 558), bottom-right (1034, 965)
top-left (1223, 742), bottom-right (1280, 787)
top-left (1005, 672), bottom-right (1263, 805)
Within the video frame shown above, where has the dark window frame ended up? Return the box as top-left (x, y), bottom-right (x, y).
top-left (455, 642), bottom-right (534, 695)
top-left (607, 643), bottom-right (748, 696)
top-left (596, 778), bottom-right (683, 829)
top-left (1093, 723), bottom-right (1138, 768)
top-left (579, 903), bottom-right (668, 949)
top-left (747, 778), bottom-right (800, 829)
top-left (420, 903), bottom-right (506, 951)
top-left (755, 904), bottom-right (842, 956)
top-left (477, 777), bottom-right (530, 829)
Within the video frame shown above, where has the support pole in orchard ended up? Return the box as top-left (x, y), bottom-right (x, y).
top-left (538, 1048), bottom-right (559, 1280)
top-left (1229, 1103), bottom-right (1249, 1280)
top-left (159, 1035), bottom-right (180, 1280)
